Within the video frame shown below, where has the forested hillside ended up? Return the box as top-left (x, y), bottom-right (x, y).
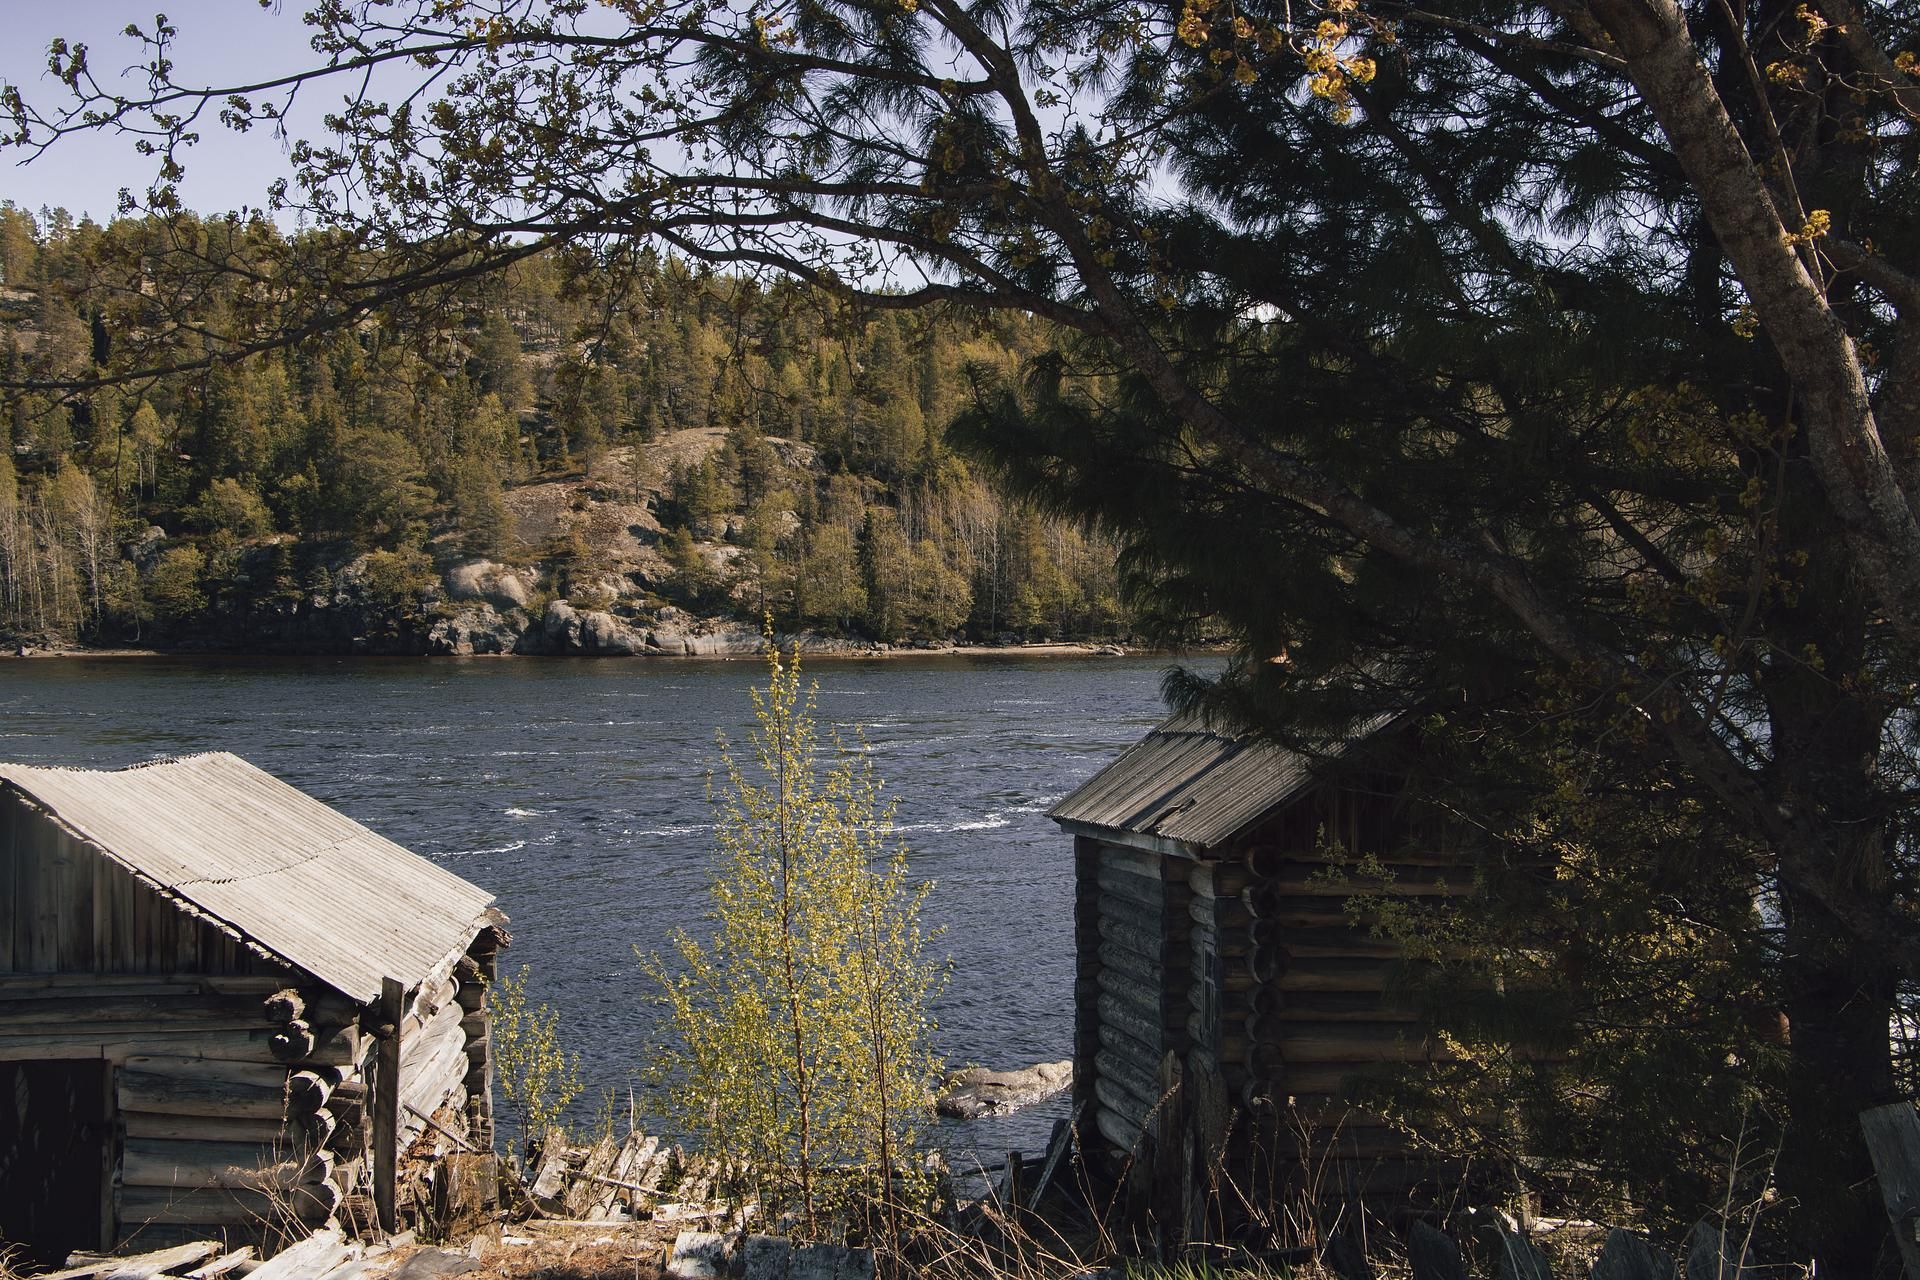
top-left (0, 205), bottom-right (1125, 653)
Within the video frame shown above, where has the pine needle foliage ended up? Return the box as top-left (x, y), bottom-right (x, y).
top-left (645, 641), bottom-right (944, 1237)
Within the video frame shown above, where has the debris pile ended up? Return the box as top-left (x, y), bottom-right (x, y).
top-left (519, 1130), bottom-right (752, 1230)
top-left (44, 1230), bottom-right (367, 1280)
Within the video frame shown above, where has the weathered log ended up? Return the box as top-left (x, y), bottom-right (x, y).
top-left (263, 989), bottom-right (306, 1024)
top-left (122, 1112), bottom-right (292, 1145)
top-left (1193, 896), bottom-right (1251, 931)
top-left (117, 1182), bottom-right (340, 1228)
top-left (1277, 958), bottom-right (1401, 993)
top-left (273, 1022), bottom-right (359, 1068)
top-left (1097, 992), bottom-right (1175, 1049)
top-left (1097, 940), bottom-right (1160, 987)
top-left (1268, 928), bottom-right (1405, 959)
top-left (1276, 1022), bottom-right (1445, 1063)
top-left (1095, 969), bottom-right (1165, 1023)
top-left (401, 973), bottom-right (461, 1038)
top-left (0, 974), bottom-right (287, 997)
top-left (1266, 864), bottom-right (1471, 897)
top-left (269, 1021), bottom-right (317, 1063)
top-left (1244, 844), bottom-right (1289, 880)
top-left (286, 1070), bottom-right (334, 1114)
top-left (1097, 1020), bottom-right (1162, 1067)
top-left (1096, 864), bottom-right (1165, 909)
top-left (0, 996), bottom-right (266, 1031)
top-left (118, 1070), bottom-right (291, 1121)
top-left (400, 1022), bottom-right (472, 1121)
top-left (300, 1108), bottom-right (339, 1149)
top-left (1093, 1049), bottom-right (1165, 1111)
top-left (1249, 944), bottom-right (1289, 985)
top-left (1097, 913), bottom-right (1173, 963)
top-left (124, 1056), bottom-right (290, 1091)
top-left (121, 1138), bottom-right (334, 1192)
top-left (1273, 991), bottom-right (1419, 1021)
top-left (1097, 892), bottom-right (1188, 942)
top-left (1097, 844), bottom-right (1170, 882)
top-left (1093, 1101), bottom-right (1146, 1155)
top-left (373, 976), bottom-right (402, 1236)
top-left (1187, 861), bottom-right (1250, 900)
top-left (1094, 1074), bottom-right (1163, 1128)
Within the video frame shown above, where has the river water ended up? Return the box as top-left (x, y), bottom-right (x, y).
top-left (0, 652), bottom-right (1196, 1163)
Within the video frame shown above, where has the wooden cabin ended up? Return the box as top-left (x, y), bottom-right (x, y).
top-left (1050, 710), bottom-right (1467, 1236)
top-left (0, 753), bottom-right (505, 1260)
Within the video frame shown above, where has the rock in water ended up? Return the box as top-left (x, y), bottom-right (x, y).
top-left (935, 1061), bottom-right (1072, 1119)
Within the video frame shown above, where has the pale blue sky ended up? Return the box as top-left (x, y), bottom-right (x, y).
top-left (0, 1), bottom-right (333, 221)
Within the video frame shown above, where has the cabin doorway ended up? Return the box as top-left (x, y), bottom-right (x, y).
top-left (0, 1060), bottom-right (113, 1264)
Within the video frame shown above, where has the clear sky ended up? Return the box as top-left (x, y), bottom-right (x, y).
top-left (0, 1), bottom-right (330, 221)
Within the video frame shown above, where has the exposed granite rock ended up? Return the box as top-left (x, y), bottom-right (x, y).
top-left (426, 603), bottom-right (526, 655)
top-left (935, 1060), bottom-right (1073, 1119)
top-left (445, 559), bottom-right (532, 612)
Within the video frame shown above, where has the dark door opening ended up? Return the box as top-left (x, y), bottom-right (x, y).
top-left (0, 1060), bottom-right (113, 1265)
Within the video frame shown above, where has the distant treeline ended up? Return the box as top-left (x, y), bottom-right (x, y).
top-left (0, 204), bottom-right (1126, 649)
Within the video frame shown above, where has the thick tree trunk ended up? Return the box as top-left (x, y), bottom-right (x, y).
top-left (1777, 884), bottom-right (1898, 1274)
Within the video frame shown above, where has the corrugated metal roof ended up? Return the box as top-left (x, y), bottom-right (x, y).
top-left (0, 752), bottom-right (497, 1002)
top-left (1048, 709), bottom-right (1397, 851)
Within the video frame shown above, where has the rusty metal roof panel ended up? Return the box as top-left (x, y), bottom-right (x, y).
top-left (0, 752), bottom-right (497, 1002)
top-left (1048, 709), bottom-right (1395, 850)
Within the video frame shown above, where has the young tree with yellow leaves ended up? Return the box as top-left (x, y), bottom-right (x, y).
top-left (645, 643), bottom-right (943, 1238)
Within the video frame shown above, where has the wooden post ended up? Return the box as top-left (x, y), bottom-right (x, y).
top-left (374, 975), bottom-right (404, 1236)
top-left (1861, 1100), bottom-right (1920, 1279)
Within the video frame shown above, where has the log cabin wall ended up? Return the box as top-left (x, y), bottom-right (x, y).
top-left (0, 799), bottom-right (353, 1244)
top-left (1053, 708), bottom-right (1479, 1233)
top-left (1227, 780), bottom-right (1460, 1198)
top-left (0, 783), bottom-right (497, 1252)
top-left (1078, 838), bottom-right (1194, 1161)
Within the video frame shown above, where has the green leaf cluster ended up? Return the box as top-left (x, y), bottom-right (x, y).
top-left (644, 642), bottom-right (944, 1236)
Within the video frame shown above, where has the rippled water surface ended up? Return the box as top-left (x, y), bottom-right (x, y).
top-left (0, 653), bottom-right (1198, 1160)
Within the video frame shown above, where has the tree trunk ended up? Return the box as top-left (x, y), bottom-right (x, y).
top-left (1777, 883), bottom-right (1898, 1274)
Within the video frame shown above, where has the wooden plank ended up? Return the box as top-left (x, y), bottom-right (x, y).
top-left (185, 1248), bottom-right (257, 1280)
top-left (373, 976), bottom-right (402, 1235)
top-left (248, 1228), bottom-right (350, 1280)
top-left (41, 1240), bottom-right (222, 1280)
top-left (1861, 1101), bottom-right (1920, 1280)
